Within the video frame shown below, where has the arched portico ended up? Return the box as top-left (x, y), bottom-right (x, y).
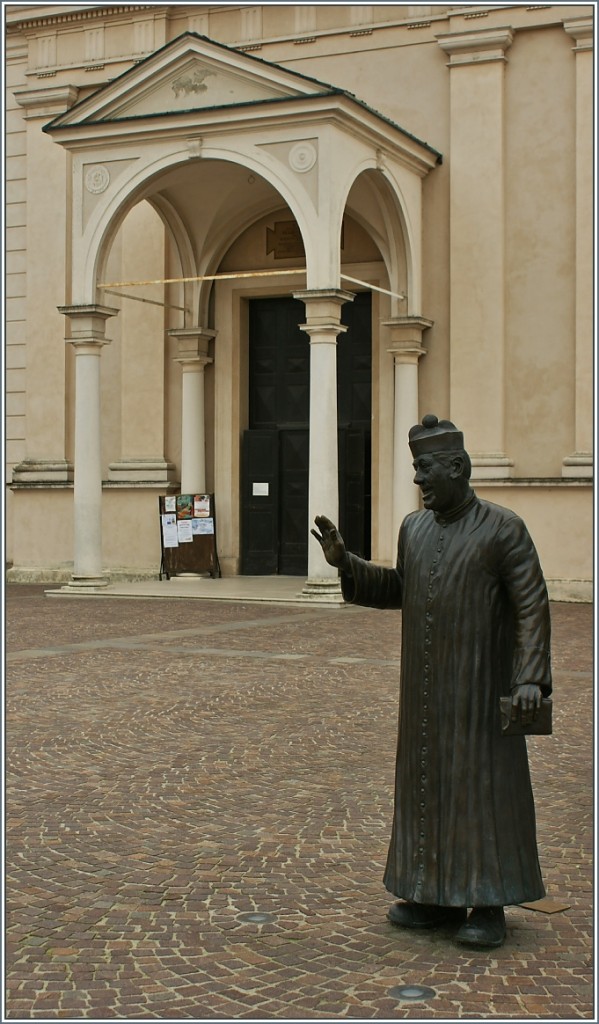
top-left (44, 31), bottom-right (440, 593)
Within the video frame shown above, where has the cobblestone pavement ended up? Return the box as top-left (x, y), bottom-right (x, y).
top-left (5, 585), bottom-right (594, 1021)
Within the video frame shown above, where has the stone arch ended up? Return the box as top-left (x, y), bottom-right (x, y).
top-left (341, 162), bottom-right (415, 317)
top-left (79, 147), bottom-right (319, 311)
top-left (94, 192), bottom-right (199, 332)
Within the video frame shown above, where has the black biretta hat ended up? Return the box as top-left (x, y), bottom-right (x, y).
top-left (408, 414), bottom-right (464, 456)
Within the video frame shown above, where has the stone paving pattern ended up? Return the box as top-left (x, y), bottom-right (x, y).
top-left (5, 586), bottom-right (594, 1020)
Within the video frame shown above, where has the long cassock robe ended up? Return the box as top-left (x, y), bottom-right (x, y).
top-left (340, 490), bottom-right (552, 908)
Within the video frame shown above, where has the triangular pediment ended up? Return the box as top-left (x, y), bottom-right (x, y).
top-left (46, 32), bottom-right (340, 129)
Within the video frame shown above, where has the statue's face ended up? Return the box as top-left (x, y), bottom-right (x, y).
top-left (412, 453), bottom-right (462, 512)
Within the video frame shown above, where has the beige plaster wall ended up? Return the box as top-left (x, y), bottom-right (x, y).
top-left (504, 26), bottom-right (577, 477)
top-left (101, 489), bottom-right (163, 574)
top-left (475, 484), bottom-right (592, 601)
top-left (8, 489), bottom-right (75, 577)
top-left (8, 487), bottom-right (163, 579)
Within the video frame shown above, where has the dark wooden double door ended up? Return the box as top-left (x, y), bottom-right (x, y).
top-left (242, 293), bottom-right (371, 575)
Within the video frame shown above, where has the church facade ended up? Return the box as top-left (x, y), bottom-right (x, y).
top-left (5, 3), bottom-right (593, 600)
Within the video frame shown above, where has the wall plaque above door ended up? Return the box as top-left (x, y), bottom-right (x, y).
top-left (266, 220), bottom-right (305, 260)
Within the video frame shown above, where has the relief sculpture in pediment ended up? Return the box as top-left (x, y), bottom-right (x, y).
top-left (171, 65), bottom-right (216, 99)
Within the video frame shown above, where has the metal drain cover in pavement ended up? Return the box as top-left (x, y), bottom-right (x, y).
top-left (389, 984), bottom-right (436, 1002)
top-left (237, 912), bottom-right (276, 923)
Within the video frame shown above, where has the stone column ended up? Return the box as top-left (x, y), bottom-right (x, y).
top-left (294, 289), bottom-right (354, 601)
top-left (562, 17), bottom-right (593, 478)
top-left (383, 317), bottom-right (432, 550)
top-left (58, 304), bottom-right (118, 590)
top-left (169, 327), bottom-right (215, 494)
top-left (437, 27), bottom-right (514, 478)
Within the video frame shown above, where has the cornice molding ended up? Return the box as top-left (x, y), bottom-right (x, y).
top-left (44, 91), bottom-right (440, 179)
top-left (563, 16), bottom-right (594, 52)
top-left (13, 83), bottom-right (80, 118)
top-left (437, 25), bottom-right (515, 66)
top-left (6, 5), bottom-right (159, 32)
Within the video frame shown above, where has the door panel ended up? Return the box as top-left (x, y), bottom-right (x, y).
top-left (338, 427), bottom-right (371, 559)
top-left (241, 430), bottom-right (278, 575)
top-left (249, 298), bottom-right (308, 428)
top-left (243, 294), bottom-right (371, 575)
top-left (279, 429), bottom-right (309, 575)
top-left (339, 291), bottom-right (372, 428)
top-left (338, 292), bottom-right (372, 559)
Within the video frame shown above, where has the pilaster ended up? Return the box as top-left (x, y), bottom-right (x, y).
top-left (437, 26), bottom-right (514, 480)
top-left (561, 16), bottom-right (593, 478)
top-left (12, 84), bottom-right (79, 486)
top-left (106, 202), bottom-right (176, 487)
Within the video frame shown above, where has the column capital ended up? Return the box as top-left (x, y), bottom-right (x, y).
top-left (59, 304), bottom-right (118, 345)
top-left (299, 323), bottom-right (348, 342)
top-left (436, 26), bottom-right (514, 66)
top-left (293, 289), bottom-right (355, 327)
top-left (58, 303), bottom-right (119, 318)
top-left (167, 326), bottom-right (216, 361)
top-left (174, 354), bottom-right (213, 370)
top-left (563, 17), bottom-right (594, 52)
top-left (166, 329), bottom-right (216, 354)
top-left (388, 342), bottom-right (426, 364)
top-left (383, 316), bottom-right (432, 361)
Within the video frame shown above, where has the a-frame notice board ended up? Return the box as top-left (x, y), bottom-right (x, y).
top-left (158, 493), bottom-right (221, 579)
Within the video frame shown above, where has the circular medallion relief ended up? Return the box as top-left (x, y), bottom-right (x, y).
top-left (85, 165), bottom-right (110, 194)
top-left (288, 142), bottom-right (317, 173)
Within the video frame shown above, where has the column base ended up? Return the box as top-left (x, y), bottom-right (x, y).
top-left (12, 459), bottom-right (73, 485)
top-left (562, 453), bottom-right (593, 478)
top-left (296, 577), bottom-right (346, 604)
top-left (58, 574), bottom-right (111, 593)
top-left (470, 454), bottom-right (514, 480)
top-left (107, 460), bottom-right (177, 485)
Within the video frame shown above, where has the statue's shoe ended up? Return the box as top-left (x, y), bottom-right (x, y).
top-left (455, 907), bottom-right (506, 948)
top-left (387, 902), bottom-right (467, 929)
